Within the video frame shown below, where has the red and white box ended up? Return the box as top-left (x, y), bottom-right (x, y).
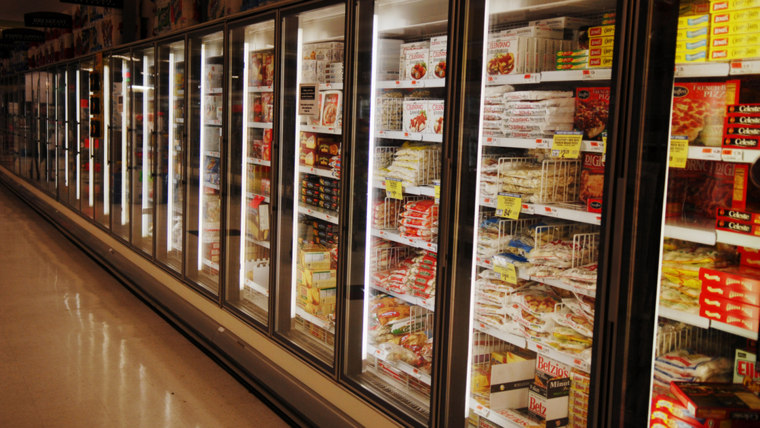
top-left (700, 265), bottom-right (760, 306)
top-left (403, 100), bottom-right (428, 133)
top-left (699, 293), bottom-right (760, 331)
top-left (486, 35), bottom-right (527, 76)
top-left (428, 36), bottom-right (447, 80)
top-left (428, 100), bottom-right (445, 135)
top-left (580, 152), bottom-right (605, 212)
top-left (528, 355), bottom-right (571, 427)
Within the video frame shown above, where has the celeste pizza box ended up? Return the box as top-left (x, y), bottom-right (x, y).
top-left (671, 382), bottom-right (760, 420)
top-left (715, 218), bottom-right (760, 236)
top-left (725, 122), bottom-right (760, 137)
top-left (727, 115), bottom-right (760, 125)
top-left (728, 104), bottom-right (760, 115)
top-left (671, 81), bottom-right (741, 146)
top-left (717, 207), bottom-right (760, 225)
top-left (723, 135), bottom-right (760, 149)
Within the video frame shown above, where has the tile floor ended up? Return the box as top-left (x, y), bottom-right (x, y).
top-left (0, 185), bottom-right (291, 428)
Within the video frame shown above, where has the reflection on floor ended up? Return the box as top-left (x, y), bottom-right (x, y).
top-left (0, 185), bottom-right (290, 428)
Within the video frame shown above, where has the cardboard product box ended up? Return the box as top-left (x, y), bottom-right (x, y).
top-left (398, 41), bottom-right (429, 80)
top-left (678, 26), bottom-right (711, 39)
top-left (574, 87), bottom-right (610, 140)
top-left (403, 99), bottom-right (429, 133)
top-left (299, 244), bottom-right (332, 270)
top-left (712, 21), bottom-right (760, 36)
top-left (486, 35), bottom-right (527, 76)
top-left (529, 16), bottom-right (593, 29)
top-left (427, 99), bottom-right (445, 135)
top-left (301, 267), bottom-right (336, 289)
top-left (671, 81), bottom-right (740, 146)
top-left (715, 217), bottom-right (760, 237)
top-left (528, 369), bottom-right (571, 426)
top-left (589, 46), bottom-right (615, 57)
top-left (489, 349), bottom-right (536, 410)
top-left (711, 7), bottom-right (760, 25)
top-left (700, 264), bottom-right (760, 305)
top-left (589, 36), bottom-right (615, 48)
top-left (677, 50), bottom-right (708, 62)
top-left (588, 25), bottom-right (615, 38)
top-left (711, 33), bottom-right (760, 49)
top-left (666, 160), bottom-right (747, 220)
top-left (679, 13), bottom-right (712, 27)
top-left (580, 152), bottom-right (605, 212)
top-left (734, 349), bottom-right (760, 396)
top-left (711, 0), bottom-right (760, 13)
top-left (677, 38), bottom-right (709, 53)
top-left (319, 90), bottom-right (342, 128)
top-left (701, 280), bottom-right (760, 315)
top-left (723, 135), bottom-right (760, 149)
top-left (587, 56), bottom-right (614, 68)
top-left (699, 292), bottom-right (760, 330)
top-left (670, 381), bottom-right (760, 419)
top-left (729, 104), bottom-right (760, 115)
top-left (725, 122), bottom-right (760, 138)
top-left (377, 39), bottom-right (403, 80)
top-left (403, 42), bottom-right (430, 81)
top-left (710, 45), bottom-right (760, 61)
top-left (717, 207), bottom-right (760, 225)
top-left (247, 197), bottom-right (269, 241)
top-left (428, 36), bottom-right (447, 80)
top-left (727, 114), bottom-right (760, 126)
top-left (503, 26), bottom-right (564, 39)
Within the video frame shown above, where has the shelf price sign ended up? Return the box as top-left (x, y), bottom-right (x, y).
top-left (669, 136), bottom-right (689, 168)
top-left (551, 131), bottom-right (583, 159)
top-left (433, 179), bottom-right (441, 203)
top-left (496, 192), bottom-right (521, 219)
top-left (385, 177), bottom-right (403, 200)
top-left (494, 263), bottom-right (517, 284)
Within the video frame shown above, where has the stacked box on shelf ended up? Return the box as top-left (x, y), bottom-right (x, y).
top-left (699, 262), bottom-right (760, 331)
top-left (709, 0), bottom-right (760, 60)
top-left (723, 103), bottom-right (760, 149)
top-left (297, 244), bottom-right (336, 317)
top-left (587, 25), bottom-right (615, 68)
top-left (676, 13), bottom-right (710, 63)
top-left (528, 355), bottom-right (571, 427)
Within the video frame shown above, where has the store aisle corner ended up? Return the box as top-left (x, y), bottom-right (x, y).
top-left (0, 185), bottom-right (292, 428)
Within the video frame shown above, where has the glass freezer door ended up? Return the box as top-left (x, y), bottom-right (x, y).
top-left (78, 61), bottom-right (93, 217)
top-left (226, 18), bottom-right (276, 325)
top-left (44, 71), bottom-right (56, 195)
top-left (187, 29), bottom-right (224, 294)
top-left (66, 66), bottom-right (78, 210)
top-left (110, 55), bottom-right (131, 241)
top-left (57, 69), bottom-right (67, 206)
top-left (156, 40), bottom-right (186, 272)
top-left (93, 56), bottom-right (108, 229)
top-left (463, 3), bottom-right (617, 427)
top-left (645, 0), bottom-right (760, 421)
top-left (131, 48), bottom-right (156, 255)
top-left (276, 3), bottom-right (346, 364)
top-left (345, 0), bottom-right (449, 421)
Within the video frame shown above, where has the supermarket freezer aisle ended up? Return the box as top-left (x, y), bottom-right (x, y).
top-left (0, 184), bottom-right (291, 428)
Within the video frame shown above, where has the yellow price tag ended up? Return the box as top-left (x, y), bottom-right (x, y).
top-left (551, 131), bottom-right (583, 159)
top-left (494, 263), bottom-right (517, 284)
top-left (669, 136), bottom-right (689, 168)
top-left (496, 192), bottom-right (521, 220)
top-left (385, 178), bottom-right (403, 200)
top-left (602, 132), bottom-right (607, 154)
top-left (434, 180), bottom-right (440, 203)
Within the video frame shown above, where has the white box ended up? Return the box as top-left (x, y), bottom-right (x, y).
top-left (403, 99), bottom-right (428, 133)
top-left (377, 39), bottom-right (402, 80)
top-left (428, 99), bottom-right (445, 134)
top-left (486, 35), bottom-right (527, 75)
top-left (429, 36), bottom-right (447, 79)
top-left (399, 41), bottom-right (429, 80)
top-left (503, 26), bottom-right (564, 40)
top-left (490, 359), bottom-right (535, 409)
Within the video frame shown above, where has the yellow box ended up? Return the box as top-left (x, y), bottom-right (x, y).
top-left (711, 21), bottom-right (760, 35)
top-left (710, 32), bottom-right (760, 48)
top-left (587, 56), bottom-right (614, 68)
top-left (711, 0), bottom-right (760, 13)
top-left (726, 45), bottom-right (760, 59)
top-left (301, 267), bottom-right (336, 289)
top-left (677, 26), bottom-right (710, 38)
top-left (299, 245), bottom-right (332, 270)
top-left (678, 13), bottom-right (711, 27)
top-left (676, 38), bottom-right (709, 51)
top-left (588, 46), bottom-right (615, 57)
top-left (588, 25), bottom-right (615, 37)
top-left (711, 7), bottom-right (760, 24)
top-left (589, 36), bottom-right (615, 47)
top-left (676, 50), bottom-right (708, 62)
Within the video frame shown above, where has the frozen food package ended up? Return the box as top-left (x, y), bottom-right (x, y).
top-left (486, 35), bottom-right (526, 76)
top-left (403, 99), bottom-right (428, 133)
top-left (665, 160), bottom-right (748, 221)
top-left (670, 81), bottom-right (740, 146)
top-left (574, 87), bottom-right (610, 140)
top-left (429, 36), bottom-right (447, 80)
top-left (400, 41), bottom-right (429, 81)
top-left (580, 152), bottom-right (605, 210)
top-left (320, 91), bottom-right (342, 127)
top-left (428, 100), bottom-right (445, 134)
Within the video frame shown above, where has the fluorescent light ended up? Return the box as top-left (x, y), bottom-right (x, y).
top-left (198, 43), bottom-right (206, 271)
top-left (361, 14), bottom-right (380, 361)
top-left (104, 64), bottom-right (110, 215)
top-left (64, 70), bottom-right (68, 187)
top-left (290, 27), bottom-right (303, 318)
top-left (76, 69), bottom-right (80, 200)
top-left (167, 51), bottom-right (175, 252)
top-left (121, 60), bottom-right (128, 225)
top-left (240, 42), bottom-right (250, 290)
top-left (142, 55), bottom-right (149, 237)
top-left (464, 0), bottom-right (492, 411)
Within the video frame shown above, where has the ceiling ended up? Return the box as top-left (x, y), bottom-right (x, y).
top-left (0, 1), bottom-right (74, 30)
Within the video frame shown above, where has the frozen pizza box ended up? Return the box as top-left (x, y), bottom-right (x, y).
top-left (581, 152), bottom-right (604, 212)
top-left (725, 121), bottom-right (760, 138)
top-left (699, 292), bottom-right (760, 330)
top-left (665, 160), bottom-right (747, 221)
top-left (728, 104), bottom-right (760, 115)
top-left (671, 382), bottom-right (760, 419)
top-left (502, 26), bottom-right (564, 39)
top-left (711, 33), bottom-right (760, 49)
top-left (319, 90), bottom-right (342, 128)
top-left (486, 35), bottom-right (527, 76)
top-left (700, 264), bottom-right (760, 305)
top-left (403, 99), bottom-right (428, 133)
top-left (734, 349), bottom-right (760, 393)
top-left (429, 36), bottom-right (447, 80)
top-left (671, 81), bottom-right (740, 146)
top-left (574, 87), bottom-right (610, 140)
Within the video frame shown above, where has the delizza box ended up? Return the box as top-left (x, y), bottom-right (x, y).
top-left (699, 292), bottom-right (760, 331)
